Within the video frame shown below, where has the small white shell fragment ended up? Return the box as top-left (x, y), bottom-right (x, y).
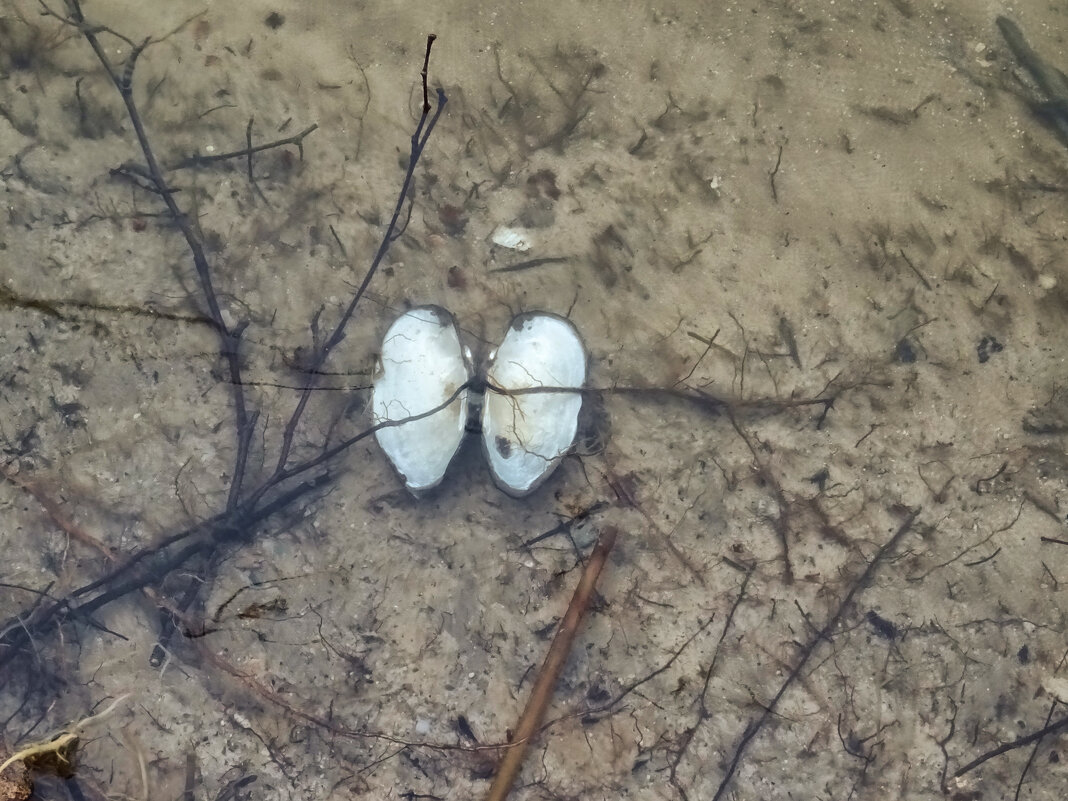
top-left (482, 313), bottom-right (586, 496)
top-left (490, 226), bottom-right (534, 251)
top-left (372, 306), bottom-right (470, 492)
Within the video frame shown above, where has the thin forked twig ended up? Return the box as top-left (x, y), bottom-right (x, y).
top-left (270, 34), bottom-right (443, 479)
top-left (41, 0), bottom-right (253, 509)
top-left (710, 508), bottom-right (921, 801)
top-left (168, 124), bottom-right (319, 170)
top-left (668, 569), bottom-right (752, 799)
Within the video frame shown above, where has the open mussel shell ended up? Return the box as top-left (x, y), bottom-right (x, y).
top-left (372, 306), bottom-right (470, 493)
top-left (482, 312), bottom-right (587, 497)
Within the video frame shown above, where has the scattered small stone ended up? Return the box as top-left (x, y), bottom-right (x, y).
top-left (805, 467), bottom-right (830, 491)
top-left (866, 610), bottom-right (897, 640)
top-left (525, 169), bottom-right (560, 200)
top-left (437, 203), bottom-right (467, 236)
top-left (977, 335), bottom-right (1004, 364)
top-left (446, 265), bottom-right (466, 290)
top-left (896, 338), bottom-right (917, 363)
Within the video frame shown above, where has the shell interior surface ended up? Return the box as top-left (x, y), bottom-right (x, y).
top-left (482, 313), bottom-right (587, 496)
top-left (372, 306), bottom-right (470, 492)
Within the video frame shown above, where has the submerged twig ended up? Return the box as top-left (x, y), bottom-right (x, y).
top-left (40, 0), bottom-right (253, 508)
top-left (996, 16), bottom-right (1068, 142)
top-left (268, 37), bottom-right (446, 482)
top-left (710, 508), bottom-right (921, 801)
top-left (0, 694), bottom-right (130, 779)
top-left (953, 707), bottom-right (1068, 780)
top-left (488, 256), bottom-right (570, 274)
top-left (168, 124), bottom-right (319, 170)
top-left (2, 6), bottom-right (449, 676)
top-left (484, 526), bottom-right (618, 801)
top-left (0, 383), bottom-right (469, 666)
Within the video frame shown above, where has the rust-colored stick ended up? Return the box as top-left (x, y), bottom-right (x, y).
top-left (485, 526), bottom-right (619, 801)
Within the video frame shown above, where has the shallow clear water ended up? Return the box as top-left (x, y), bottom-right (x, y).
top-left (2, 1), bottom-right (1067, 799)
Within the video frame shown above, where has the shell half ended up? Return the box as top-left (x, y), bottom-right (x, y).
top-left (482, 313), bottom-right (587, 496)
top-left (372, 306), bottom-right (470, 492)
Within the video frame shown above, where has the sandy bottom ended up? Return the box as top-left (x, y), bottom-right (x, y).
top-left (1, 1), bottom-right (1067, 799)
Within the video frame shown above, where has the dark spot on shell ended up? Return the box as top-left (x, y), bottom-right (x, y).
top-left (265, 12), bottom-right (285, 29)
top-left (495, 436), bottom-right (512, 457)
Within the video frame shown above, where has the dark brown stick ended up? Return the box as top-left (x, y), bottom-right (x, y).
top-left (245, 117), bottom-right (255, 184)
top-left (484, 527), bottom-right (618, 801)
top-left (488, 256), bottom-right (569, 274)
top-left (769, 143), bottom-right (783, 202)
top-left (421, 34), bottom-right (437, 114)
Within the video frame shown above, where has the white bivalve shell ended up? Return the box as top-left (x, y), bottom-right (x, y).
top-left (482, 313), bottom-right (587, 496)
top-left (372, 306), bottom-right (470, 492)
